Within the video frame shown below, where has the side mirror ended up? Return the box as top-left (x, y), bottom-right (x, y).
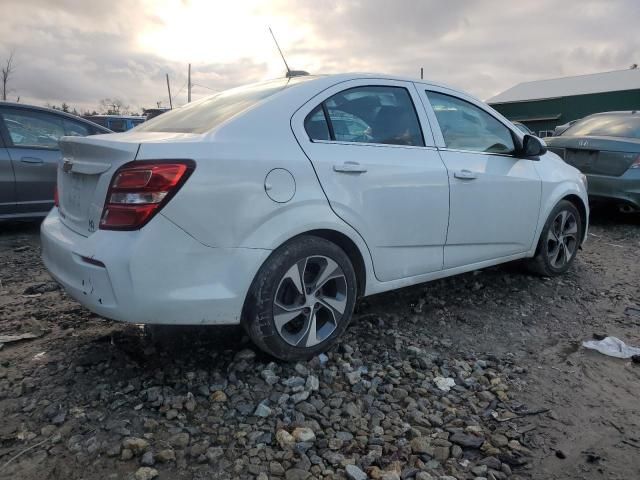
top-left (521, 134), bottom-right (547, 158)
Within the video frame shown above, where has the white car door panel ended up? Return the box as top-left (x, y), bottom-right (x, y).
top-left (291, 80), bottom-right (450, 282)
top-left (438, 150), bottom-right (540, 268)
top-left (418, 87), bottom-right (541, 268)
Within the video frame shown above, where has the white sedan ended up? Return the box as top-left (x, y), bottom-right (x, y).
top-left (41, 73), bottom-right (588, 360)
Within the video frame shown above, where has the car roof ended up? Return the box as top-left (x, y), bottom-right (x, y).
top-left (0, 101), bottom-right (112, 132)
top-left (86, 115), bottom-right (146, 120)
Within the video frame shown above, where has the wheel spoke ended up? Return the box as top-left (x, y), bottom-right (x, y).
top-left (558, 210), bottom-right (568, 233)
top-left (281, 259), bottom-right (307, 297)
top-left (298, 310), bottom-right (319, 347)
top-left (273, 302), bottom-right (306, 332)
top-left (318, 295), bottom-right (346, 316)
top-left (310, 258), bottom-right (342, 293)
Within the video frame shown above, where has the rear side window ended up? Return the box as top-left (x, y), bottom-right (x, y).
top-left (0, 109), bottom-right (64, 149)
top-left (63, 119), bottom-right (90, 137)
top-left (427, 91), bottom-right (515, 154)
top-left (305, 86), bottom-right (425, 147)
top-left (137, 78), bottom-right (301, 134)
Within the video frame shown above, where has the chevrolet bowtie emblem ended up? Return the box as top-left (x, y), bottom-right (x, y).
top-left (62, 158), bottom-right (73, 173)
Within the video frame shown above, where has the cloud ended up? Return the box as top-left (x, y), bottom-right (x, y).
top-left (1, 0), bottom-right (638, 112)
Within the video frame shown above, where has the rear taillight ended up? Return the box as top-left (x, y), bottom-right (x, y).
top-left (100, 160), bottom-right (195, 230)
top-left (630, 155), bottom-right (640, 169)
top-left (54, 185), bottom-right (59, 207)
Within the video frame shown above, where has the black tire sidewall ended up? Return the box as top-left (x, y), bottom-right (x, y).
top-left (242, 235), bottom-right (357, 361)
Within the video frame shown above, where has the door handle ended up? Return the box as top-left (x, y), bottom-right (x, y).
top-left (454, 169), bottom-right (478, 180)
top-left (333, 162), bottom-right (367, 174)
top-left (20, 156), bottom-right (44, 164)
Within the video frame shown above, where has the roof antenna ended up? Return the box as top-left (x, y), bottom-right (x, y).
top-left (269, 26), bottom-right (309, 78)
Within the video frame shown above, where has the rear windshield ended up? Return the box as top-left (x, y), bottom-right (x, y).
top-left (562, 114), bottom-right (640, 139)
top-left (136, 77), bottom-right (308, 134)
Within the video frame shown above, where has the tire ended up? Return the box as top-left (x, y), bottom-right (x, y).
top-left (242, 235), bottom-right (357, 361)
top-left (527, 200), bottom-right (583, 276)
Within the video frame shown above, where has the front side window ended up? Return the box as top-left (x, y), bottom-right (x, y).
top-left (305, 86), bottom-right (424, 147)
top-left (427, 91), bottom-right (515, 154)
top-left (1, 109), bottom-right (65, 149)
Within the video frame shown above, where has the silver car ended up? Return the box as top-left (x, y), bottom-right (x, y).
top-left (0, 102), bottom-right (111, 220)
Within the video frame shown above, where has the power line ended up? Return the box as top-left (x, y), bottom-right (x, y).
top-left (191, 82), bottom-right (217, 92)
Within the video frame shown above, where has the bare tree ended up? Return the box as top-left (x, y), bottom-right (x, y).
top-left (99, 98), bottom-right (130, 115)
top-left (1, 51), bottom-right (16, 101)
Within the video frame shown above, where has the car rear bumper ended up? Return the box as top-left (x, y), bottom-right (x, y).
top-left (587, 170), bottom-right (640, 209)
top-left (41, 209), bottom-right (270, 325)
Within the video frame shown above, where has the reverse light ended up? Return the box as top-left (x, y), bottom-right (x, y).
top-left (100, 160), bottom-right (195, 230)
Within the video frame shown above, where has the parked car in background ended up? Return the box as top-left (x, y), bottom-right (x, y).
top-left (553, 119), bottom-right (579, 137)
top-left (41, 74), bottom-right (589, 360)
top-left (546, 111), bottom-right (640, 212)
top-left (0, 102), bottom-right (111, 221)
top-left (84, 115), bottom-right (145, 132)
top-left (512, 121), bottom-right (534, 135)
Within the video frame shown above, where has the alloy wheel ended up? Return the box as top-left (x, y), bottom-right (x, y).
top-left (273, 255), bottom-right (348, 347)
top-left (547, 210), bottom-right (578, 268)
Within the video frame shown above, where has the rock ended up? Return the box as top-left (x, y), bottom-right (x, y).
top-left (276, 429), bottom-right (295, 449)
top-left (292, 427), bottom-right (316, 443)
top-left (234, 348), bottom-right (256, 361)
top-left (450, 432), bottom-right (484, 448)
top-left (141, 451), bottom-right (155, 466)
top-left (410, 437), bottom-right (431, 454)
top-left (433, 377), bottom-right (456, 392)
top-left (285, 468), bottom-right (311, 480)
top-left (206, 447), bottom-right (224, 463)
top-left (346, 370), bottom-right (362, 384)
top-left (156, 449), bottom-right (176, 463)
top-left (415, 473), bottom-right (434, 480)
top-left (346, 464), bottom-right (368, 480)
top-left (168, 432), bottom-right (190, 449)
top-left (254, 403), bottom-right (272, 417)
top-left (121, 449), bottom-right (133, 460)
top-left (555, 449), bottom-right (567, 459)
top-left (134, 467), bottom-right (158, 480)
top-left (306, 375), bottom-right (319, 391)
top-left (270, 461), bottom-right (286, 476)
top-left (122, 437), bottom-right (149, 455)
top-left (479, 456), bottom-right (501, 470)
top-left (210, 391), bottom-right (227, 402)
top-left (491, 433), bottom-right (509, 448)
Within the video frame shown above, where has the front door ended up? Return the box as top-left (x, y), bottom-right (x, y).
top-left (420, 88), bottom-right (541, 268)
top-left (292, 80), bottom-right (450, 282)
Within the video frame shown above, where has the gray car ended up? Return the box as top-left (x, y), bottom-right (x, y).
top-left (546, 111), bottom-right (640, 212)
top-left (0, 102), bottom-right (111, 220)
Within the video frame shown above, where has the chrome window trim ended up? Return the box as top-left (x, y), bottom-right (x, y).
top-left (437, 147), bottom-right (518, 158)
top-left (309, 138), bottom-right (438, 151)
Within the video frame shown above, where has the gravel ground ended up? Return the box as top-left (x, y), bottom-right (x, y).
top-left (0, 209), bottom-right (639, 480)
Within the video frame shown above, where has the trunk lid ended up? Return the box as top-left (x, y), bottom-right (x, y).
top-left (546, 135), bottom-right (640, 176)
top-left (58, 136), bottom-right (140, 237)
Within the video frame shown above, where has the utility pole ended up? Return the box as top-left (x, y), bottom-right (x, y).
top-left (166, 73), bottom-right (173, 109)
top-left (188, 63), bottom-right (191, 103)
top-left (420, 67), bottom-right (424, 80)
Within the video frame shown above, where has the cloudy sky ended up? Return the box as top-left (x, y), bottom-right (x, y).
top-left (1, 0), bottom-right (638, 113)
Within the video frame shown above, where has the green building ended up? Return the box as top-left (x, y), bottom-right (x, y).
top-left (488, 68), bottom-right (640, 137)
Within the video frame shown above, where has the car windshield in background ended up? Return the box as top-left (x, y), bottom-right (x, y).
top-left (562, 113), bottom-right (640, 139)
top-left (136, 77), bottom-right (310, 134)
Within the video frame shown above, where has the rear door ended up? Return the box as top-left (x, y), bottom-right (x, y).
top-left (0, 107), bottom-right (64, 215)
top-left (0, 120), bottom-right (16, 216)
top-left (292, 79), bottom-right (450, 282)
top-left (419, 87), bottom-right (541, 268)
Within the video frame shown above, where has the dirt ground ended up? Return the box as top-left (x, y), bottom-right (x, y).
top-left (0, 208), bottom-right (639, 480)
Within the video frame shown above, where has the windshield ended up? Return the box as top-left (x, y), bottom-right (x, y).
top-left (136, 77), bottom-right (309, 134)
top-left (562, 113), bottom-right (640, 139)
